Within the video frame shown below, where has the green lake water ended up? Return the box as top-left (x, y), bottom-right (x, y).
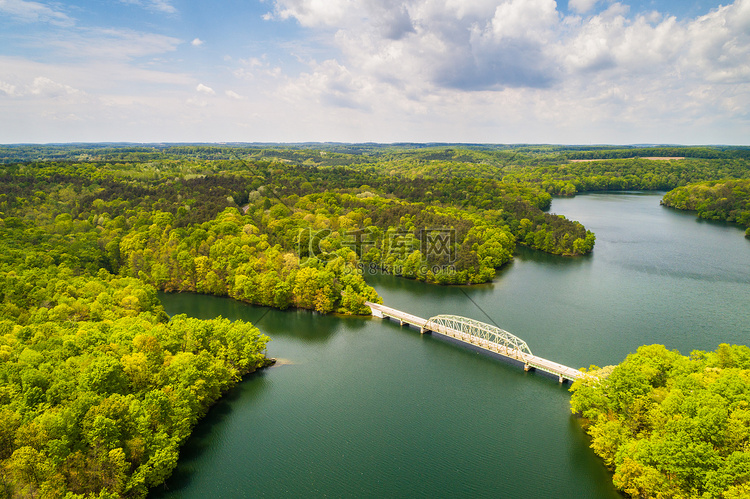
top-left (151, 192), bottom-right (750, 498)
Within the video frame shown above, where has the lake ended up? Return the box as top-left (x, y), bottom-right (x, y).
top-left (151, 192), bottom-right (750, 498)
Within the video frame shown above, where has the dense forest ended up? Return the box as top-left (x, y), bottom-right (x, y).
top-left (1, 143), bottom-right (749, 497)
top-left (662, 179), bottom-right (750, 238)
top-left (0, 150), bottom-right (599, 296)
top-left (570, 344), bottom-right (750, 499)
top-left (502, 157), bottom-right (750, 196)
top-left (0, 227), bottom-right (270, 496)
top-left (0, 144), bottom-right (598, 496)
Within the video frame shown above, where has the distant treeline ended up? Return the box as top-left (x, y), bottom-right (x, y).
top-left (503, 158), bottom-right (750, 196)
top-left (563, 146), bottom-right (750, 160)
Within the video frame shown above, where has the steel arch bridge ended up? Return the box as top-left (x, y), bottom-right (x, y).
top-left (366, 302), bottom-right (585, 382)
top-left (427, 315), bottom-right (533, 361)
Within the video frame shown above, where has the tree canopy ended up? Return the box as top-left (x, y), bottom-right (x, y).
top-left (662, 179), bottom-right (750, 237)
top-left (571, 344), bottom-right (750, 499)
top-left (0, 265), bottom-right (270, 497)
top-left (1, 143), bottom-right (748, 497)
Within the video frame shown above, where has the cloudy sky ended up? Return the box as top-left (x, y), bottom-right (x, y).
top-left (1, 0), bottom-right (748, 144)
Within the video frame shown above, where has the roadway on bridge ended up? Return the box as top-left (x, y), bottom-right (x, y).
top-left (366, 301), bottom-right (586, 383)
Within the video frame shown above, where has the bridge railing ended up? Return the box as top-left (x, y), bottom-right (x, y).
top-left (428, 315), bottom-right (533, 361)
top-left (365, 302), bottom-right (585, 382)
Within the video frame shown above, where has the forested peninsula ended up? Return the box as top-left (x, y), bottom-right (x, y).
top-left (662, 179), bottom-right (750, 238)
top-left (571, 344), bottom-right (750, 498)
top-left (0, 143), bottom-right (749, 497)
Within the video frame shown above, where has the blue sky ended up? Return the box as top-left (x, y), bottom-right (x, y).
top-left (1, 0), bottom-right (748, 144)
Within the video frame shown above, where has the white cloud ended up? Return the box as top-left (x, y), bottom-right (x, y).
top-left (0, 80), bottom-right (17, 96)
top-left (31, 28), bottom-right (182, 61)
top-left (568, 0), bottom-right (600, 14)
top-left (271, 0), bottom-right (568, 90)
top-left (268, 1), bottom-right (750, 93)
top-left (29, 76), bottom-right (79, 97)
top-left (683, 0), bottom-right (750, 83)
top-left (232, 57), bottom-right (282, 81)
top-left (191, 38), bottom-right (204, 46)
top-left (282, 59), bottom-right (374, 110)
top-left (0, 0), bottom-right (74, 26)
top-left (268, 0), bottom-right (354, 27)
top-left (489, 0), bottom-right (558, 40)
top-left (0, 72), bottom-right (82, 99)
top-left (256, 0), bottom-right (750, 143)
top-left (0, 55), bottom-right (193, 98)
top-left (563, 9), bottom-right (684, 73)
top-left (41, 28), bottom-right (182, 62)
top-left (0, 22), bottom-right (190, 142)
top-left (186, 96), bottom-right (208, 107)
top-left (150, 0), bottom-right (176, 13)
top-left (267, 0), bottom-right (749, 90)
top-left (1, 0), bottom-right (749, 144)
top-left (118, 0), bottom-right (177, 14)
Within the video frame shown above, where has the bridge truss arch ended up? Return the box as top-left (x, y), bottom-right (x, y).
top-left (427, 315), bottom-right (533, 361)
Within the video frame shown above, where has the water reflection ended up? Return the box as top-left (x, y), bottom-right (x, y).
top-left (150, 371), bottom-right (271, 498)
top-left (157, 292), bottom-right (370, 342)
top-left (151, 192), bottom-right (749, 499)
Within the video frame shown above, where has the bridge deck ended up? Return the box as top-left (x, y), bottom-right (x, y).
top-left (366, 302), bottom-right (585, 383)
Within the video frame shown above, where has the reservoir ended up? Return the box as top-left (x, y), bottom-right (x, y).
top-left (151, 192), bottom-right (750, 498)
